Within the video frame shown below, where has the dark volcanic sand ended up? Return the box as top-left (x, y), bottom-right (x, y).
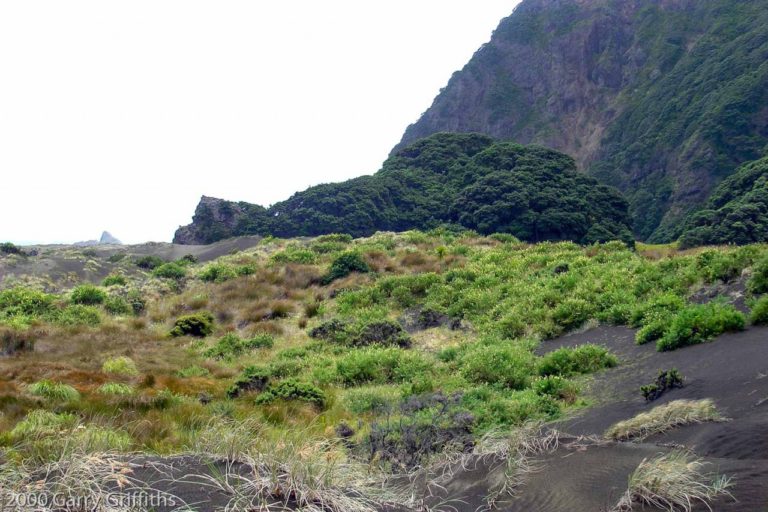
top-left (522, 325), bottom-right (768, 512)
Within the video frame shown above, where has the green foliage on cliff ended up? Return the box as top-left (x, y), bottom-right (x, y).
top-left (178, 133), bottom-right (633, 246)
top-left (678, 157), bottom-right (768, 248)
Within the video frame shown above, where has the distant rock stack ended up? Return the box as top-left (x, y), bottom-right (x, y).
top-left (99, 231), bottom-right (122, 245)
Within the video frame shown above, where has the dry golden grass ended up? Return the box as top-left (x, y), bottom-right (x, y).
top-left (614, 451), bottom-right (732, 511)
top-left (606, 399), bottom-right (724, 441)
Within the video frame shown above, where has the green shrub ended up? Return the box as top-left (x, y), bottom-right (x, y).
top-left (102, 356), bottom-right (139, 376)
top-left (336, 348), bottom-right (429, 386)
top-left (177, 254), bottom-right (198, 265)
top-left (344, 388), bottom-right (393, 414)
top-left (629, 293), bottom-right (685, 328)
top-left (551, 298), bottom-right (594, 331)
top-left (170, 312), bottom-right (214, 338)
top-left (70, 285), bottom-right (107, 305)
top-left (748, 255), bottom-right (768, 295)
top-left (176, 365), bottom-right (211, 378)
top-left (204, 332), bottom-right (274, 359)
top-left (322, 252), bottom-right (370, 285)
top-left (316, 233), bottom-right (353, 244)
top-left (27, 380), bottom-right (80, 401)
top-left (489, 233), bottom-right (521, 243)
top-left (533, 375), bottom-right (579, 402)
top-left (126, 290), bottom-right (146, 316)
top-left (271, 248), bottom-right (317, 264)
top-left (102, 274), bottom-right (127, 287)
top-left (750, 296), bottom-right (768, 325)
top-left (635, 314), bottom-right (671, 345)
top-left (97, 383), bottom-right (135, 396)
top-left (55, 305), bottom-right (102, 326)
top-left (0, 242), bottom-right (23, 255)
top-left (641, 369), bottom-right (684, 401)
top-left (199, 263), bottom-right (238, 282)
top-left (254, 379), bottom-right (327, 408)
top-left (153, 262), bottom-right (187, 280)
top-left (538, 344), bottom-right (618, 377)
top-left (461, 344), bottom-right (536, 390)
top-left (134, 255), bottom-right (165, 270)
top-left (657, 303), bottom-right (745, 352)
top-left (227, 365), bottom-right (271, 398)
top-left (104, 296), bottom-right (131, 315)
top-left (0, 287), bottom-right (55, 319)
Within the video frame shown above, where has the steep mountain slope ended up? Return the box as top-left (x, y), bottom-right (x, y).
top-left (174, 133), bottom-right (633, 245)
top-left (395, 0), bottom-right (768, 242)
top-left (678, 156), bottom-right (768, 248)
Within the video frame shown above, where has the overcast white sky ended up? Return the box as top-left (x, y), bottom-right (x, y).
top-left (0, 1), bottom-right (520, 245)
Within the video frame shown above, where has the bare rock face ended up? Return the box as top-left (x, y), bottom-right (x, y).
top-left (395, 0), bottom-right (768, 241)
top-left (173, 196), bottom-right (250, 245)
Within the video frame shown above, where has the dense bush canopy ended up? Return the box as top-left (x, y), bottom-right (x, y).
top-left (178, 134), bottom-right (634, 245)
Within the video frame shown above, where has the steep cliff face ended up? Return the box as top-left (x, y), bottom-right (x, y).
top-left (395, 0), bottom-right (768, 241)
top-left (173, 196), bottom-right (267, 245)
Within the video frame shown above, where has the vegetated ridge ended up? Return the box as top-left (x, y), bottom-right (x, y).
top-left (174, 133), bottom-right (633, 245)
top-left (395, 0), bottom-right (768, 242)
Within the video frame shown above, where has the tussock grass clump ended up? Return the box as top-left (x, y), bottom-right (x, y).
top-left (26, 380), bottom-right (80, 401)
top-left (606, 399), bottom-right (723, 441)
top-left (176, 365), bottom-right (211, 378)
top-left (104, 296), bottom-right (131, 315)
top-left (10, 410), bottom-right (78, 438)
top-left (614, 451), bottom-right (732, 512)
top-left (96, 382), bottom-right (135, 396)
top-left (102, 356), bottom-right (139, 376)
top-left (461, 343), bottom-right (536, 390)
top-left (657, 303), bottom-right (745, 351)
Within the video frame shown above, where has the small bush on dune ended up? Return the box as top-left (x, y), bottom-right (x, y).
top-left (69, 285), bottom-right (107, 305)
top-left (606, 399), bottom-right (722, 441)
top-left (0, 287), bottom-right (55, 318)
top-left (26, 380), bottom-right (80, 401)
top-left (102, 356), bottom-right (139, 376)
top-left (749, 295), bottom-right (768, 325)
top-left (127, 290), bottom-right (146, 316)
top-left (322, 251), bottom-right (370, 285)
top-left (134, 255), bottom-right (165, 270)
top-left (152, 262), bottom-right (187, 280)
top-left (170, 311), bottom-right (214, 337)
top-left (204, 332), bottom-right (274, 359)
top-left (629, 293), bottom-right (684, 328)
top-left (254, 379), bottom-right (327, 408)
top-left (101, 274), bottom-right (127, 287)
top-left (641, 369), bottom-right (684, 401)
top-left (657, 303), bottom-right (745, 352)
top-left (461, 344), bottom-right (536, 390)
top-left (533, 375), bottom-right (579, 403)
top-left (635, 313), bottom-right (671, 345)
top-left (316, 233), bottom-right (353, 244)
top-left (538, 344), bottom-right (618, 377)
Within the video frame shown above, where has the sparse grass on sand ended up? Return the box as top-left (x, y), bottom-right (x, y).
top-left (605, 399), bottom-right (724, 441)
top-left (613, 451), bottom-right (732, 512)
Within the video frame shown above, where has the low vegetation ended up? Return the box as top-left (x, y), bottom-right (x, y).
top-left (0, 231), bottom-right (766, 497)
top-left (614, 451), bottom-right (732, 511)
top-left (606, 399), bottom-right (723, 441)
top-left (640, 368), bottom-right (684, 401)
